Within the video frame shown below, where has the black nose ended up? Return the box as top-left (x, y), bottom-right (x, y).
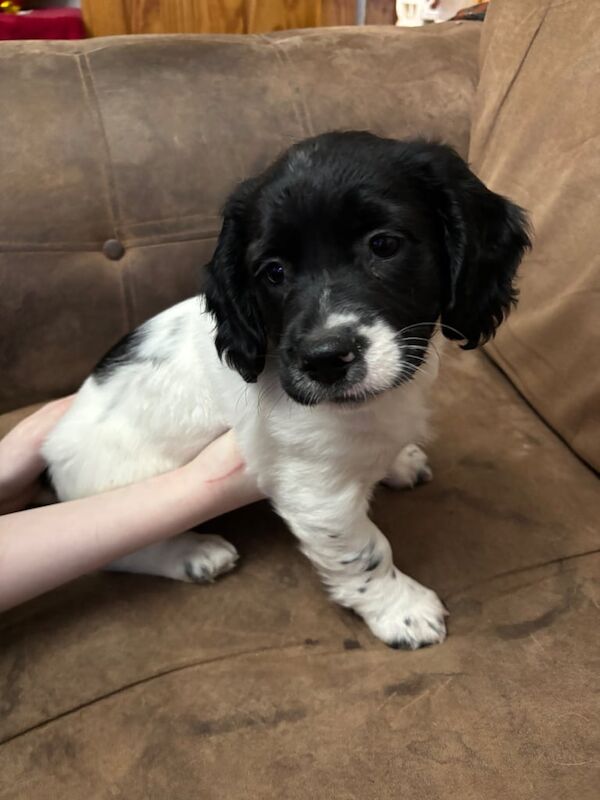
top-left (299, 333), bottom-right (357, 385)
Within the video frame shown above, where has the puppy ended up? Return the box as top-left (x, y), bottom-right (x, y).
top-left (43, 132), bottom-right (530, 649)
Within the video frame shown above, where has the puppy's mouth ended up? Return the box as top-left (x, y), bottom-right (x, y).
top-left (279, 328), bottom-right (431, 407)
top-left (281, 368), bottom-right (377, 407)
top-left (280, 350), bottom-right (394, 407)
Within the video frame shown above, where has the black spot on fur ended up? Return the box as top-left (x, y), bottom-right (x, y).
top-left (93, 325), bottom-right (168, 383)
top-left (343, 639), bottom-right (361, 650)
top-left (388, 639), bottom-right (414, 651)
top-left (93, 329), bottom-right (142, 383)
top-left (184, 560), bottom-right (210, 583)
top-left (365, 554), bottom-right (381, 572)
top-left (427, 621), bottom-right (443, 635)
top-left (93, 323), bottom-right (168, 385)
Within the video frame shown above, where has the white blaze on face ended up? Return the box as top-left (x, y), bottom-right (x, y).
top-left (324, 312), bottom-right (360, 329)
top-left (358, 319), bottom-right (403, 393)
top-left (323, 312), bottom-right (403, 397)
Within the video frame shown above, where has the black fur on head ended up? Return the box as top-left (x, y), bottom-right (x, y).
top-left (204, 132), bottom-right (531, 402)
top-left (204, 178), bottom-right (267, 382)
top-left (407, 141), bottom-right (532, 348)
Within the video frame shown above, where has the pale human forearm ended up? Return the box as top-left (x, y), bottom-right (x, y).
top-left (0, 430), bottom-right (263, 612)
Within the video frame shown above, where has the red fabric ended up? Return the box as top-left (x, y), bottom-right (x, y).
top-left (0, 9), bottom-right (85, 40)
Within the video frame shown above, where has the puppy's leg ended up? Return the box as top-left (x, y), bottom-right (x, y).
top-left (275, 489), bottom-right (446, 649)
top-left (382, 443), bottom-right (432, 490)
top-left (106, 533), bottom-right (239, 583)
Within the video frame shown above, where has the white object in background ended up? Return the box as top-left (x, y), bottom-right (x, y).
top-left (396, 1), bottom-right (425, 27)
top-left (421, 0), bottom-right (471, 22)
top-left (396, 0), bottom-right (472, 26)
top-left (356, 0), bottom-right (367, 25)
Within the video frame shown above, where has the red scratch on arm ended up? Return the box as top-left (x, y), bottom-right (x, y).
top-left (204, 460), bottom-right (245, 484)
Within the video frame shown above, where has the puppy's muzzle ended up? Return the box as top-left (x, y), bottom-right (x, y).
top-left (295, 327), bottom-right (361, 386)
top-left (297, 332), bottom-right (359, 386)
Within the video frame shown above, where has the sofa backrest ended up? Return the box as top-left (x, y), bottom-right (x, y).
top-left (0, 24), bottom-right (480, 415)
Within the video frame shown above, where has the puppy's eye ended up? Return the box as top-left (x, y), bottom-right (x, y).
top-left (369, 234), bottom-right (404, 259)
top-left (264, 261), bottom-right (286, 286)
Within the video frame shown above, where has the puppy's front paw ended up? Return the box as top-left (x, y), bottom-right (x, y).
top-left (179, 534), bottom-right (239, 583)
top-left (105, 532), bottom-right (239, 583)
top-left (382, 444), bottom-right (432, 490)
top-left (363, 573), bottom-right (447, 650)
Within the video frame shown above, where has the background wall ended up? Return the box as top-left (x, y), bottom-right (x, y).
top-left (81, 0), bottom-right (396, 37)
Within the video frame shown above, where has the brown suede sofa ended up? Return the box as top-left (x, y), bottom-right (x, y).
top-left (1, 2), bottom-right (598, 798)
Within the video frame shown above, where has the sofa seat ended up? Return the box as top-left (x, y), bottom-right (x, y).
top-left (1, 349), bottom-right (598, 799)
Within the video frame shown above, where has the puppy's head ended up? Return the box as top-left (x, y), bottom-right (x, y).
top-left (205, 132), bottom-right (530, 405)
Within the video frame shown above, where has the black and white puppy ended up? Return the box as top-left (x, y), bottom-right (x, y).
top-left (43, 132), bottom-right (530, 649)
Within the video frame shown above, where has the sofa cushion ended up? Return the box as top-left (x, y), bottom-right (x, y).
top-left (1, 350), bottom-right (598, 799)
top-left (469, 0), bottom-right (600, 471)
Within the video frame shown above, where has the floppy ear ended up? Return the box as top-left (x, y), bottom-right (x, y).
top-left (204, 181), bottom-right (267, 382)
top-left (418, 143), bottom-right (531, 349)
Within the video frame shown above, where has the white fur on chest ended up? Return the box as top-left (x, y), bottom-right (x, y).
top-left (43, 296), bottom-right (436, 502)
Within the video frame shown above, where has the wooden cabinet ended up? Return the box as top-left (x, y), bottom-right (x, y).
top-left (82, 0), bottom-right (395, 37)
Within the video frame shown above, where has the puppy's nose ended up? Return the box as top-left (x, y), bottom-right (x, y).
top-left (300, 332), bottom-right (357, 385)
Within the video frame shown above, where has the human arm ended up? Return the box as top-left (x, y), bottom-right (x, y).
top-left (0, 396), bottom-right (75, 515)
top-left (0, 418), bottom-right (263, 612)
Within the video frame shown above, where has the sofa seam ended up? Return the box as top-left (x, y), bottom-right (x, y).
top-left (445, 547), bottom-right (600, 601)
top-left (260, 35), bottom-right (314, 139)
top-left (0, 232), bottom-right (220, 255)
top-left (475, 2), bottom-right (551, 158)
top-left (75, 52), bottom-right (121, 235)
top-left (0, 641), bottom-right (341, 747)
top-left (76, 51), bottom-right (135, 330)
top-left (483, 347), bottom-right (599, 474)
top-left (2, 549), bottom-right (598, 746)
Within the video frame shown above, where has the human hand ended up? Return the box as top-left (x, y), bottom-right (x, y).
top-left (0, 426), bottom-right (263, 612)
top-left (182, 429), bottom-right (245, 483)
top-left (0, 396), bottom-right (74, 514)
